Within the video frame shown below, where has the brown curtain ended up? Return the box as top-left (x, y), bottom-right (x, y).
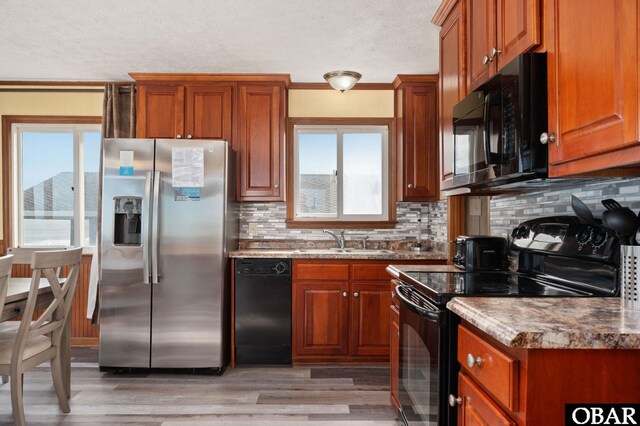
top-left (89, 83), bottom-right (136, 323)
top-left (102, 83), bottom-right (136, 138)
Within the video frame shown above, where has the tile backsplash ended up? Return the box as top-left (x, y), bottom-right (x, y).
top-left (490, 178), bottom-right (640, 238)
top-left (239, 201), bottom-right (448, 244)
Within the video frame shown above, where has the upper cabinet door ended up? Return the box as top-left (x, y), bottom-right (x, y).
top-left (467, 0), bottom-right (541, 92)
top-left (136, 84), bottom-right (185, 139)
top-left (402, 84), bottom-right (439, 201)
top-left (547, 0), bottom-right (640, 176)
top-left (495, 0), bottom-right (540, 69)
top-left (467, 0), bottom-right (496, 91)
top-left (439, 0), bottom-right (467, 185)
top-left (237, 84), bottom-right (285, 201)
top-left (184, 84), bottom-right (233, 141)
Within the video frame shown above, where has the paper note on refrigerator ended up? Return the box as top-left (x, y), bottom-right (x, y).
top-left (172, 147), bottom-right (204, 187)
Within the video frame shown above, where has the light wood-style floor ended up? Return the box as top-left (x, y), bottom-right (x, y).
top-left (0, 348), bottom-right (401, 425)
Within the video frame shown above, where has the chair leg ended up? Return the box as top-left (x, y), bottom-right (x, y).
top-left (50, 355), bottom-right (70, 413)
top-left (1, 375), bottom-right (7, 384)
top-left (10, 372), bottom-right (25, 426)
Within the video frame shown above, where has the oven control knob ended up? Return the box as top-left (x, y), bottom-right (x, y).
top-left (449, 394), bottom-right (463, 407)
top-left (591, 229), bottom-right (607, 247)
top-left (511, 227), bottom-right (519, 238)
top-left (466, 353), bottom-right (483, 368)
top-left (577, 227), bottom-right (592, 244)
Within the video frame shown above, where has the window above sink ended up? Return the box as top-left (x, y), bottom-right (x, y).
top-left (286, 118), bottom-right (397, 229)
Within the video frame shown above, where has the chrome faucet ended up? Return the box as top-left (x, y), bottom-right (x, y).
top-left (323, 229), bottom-right (346, 249)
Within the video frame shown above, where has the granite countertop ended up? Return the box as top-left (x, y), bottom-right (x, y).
top-left (230, 248), bottom-right (448, 261)
top-left (447, 297), bottom-right (640, 350)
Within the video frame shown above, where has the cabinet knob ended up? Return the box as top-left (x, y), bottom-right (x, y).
top-left (449, 394), bottom-right (463, 407)
top-left (407, 183), bottom-right (414, 189)
top-left (483, 55), bottom-right (492, 64)
top-left (353, 292), bottom-right (359, 298)
top-left (273, 183), bottom-right (279, 189)
top-left (491, 47), bottom-right (502, 58)
top-left (540, 132), bottom-right (555, 145)
top-left (391, 291), bottom-right (395, 298)
top-left (466, 353), bottom-right (483, 368)
top-left (342, 292), bottom-right (348, 298)
top-left (176, 134), bottom-right (182, 139)
top-left (187, 134), bottom-right (192, 139)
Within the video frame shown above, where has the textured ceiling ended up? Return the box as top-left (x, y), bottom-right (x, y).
top-left (0, 0), bottom-right (442, 83)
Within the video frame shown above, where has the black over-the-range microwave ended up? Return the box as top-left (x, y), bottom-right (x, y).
top-left (442, 53), bottom-right (548, 192)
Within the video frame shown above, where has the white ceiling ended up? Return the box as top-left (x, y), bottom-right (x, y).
top-left (0, 0), bottom-right (442, 83)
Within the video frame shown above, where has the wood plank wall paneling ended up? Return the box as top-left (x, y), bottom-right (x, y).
top-left (10, 254), bottom-right (98, 346)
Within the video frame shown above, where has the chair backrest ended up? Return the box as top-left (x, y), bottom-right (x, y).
top-left (12, 248), bottom-right (82, 365)
top-left (0, 255), bottom-right (13, 314)
top-left (7, 247), bottom-right (67, 277)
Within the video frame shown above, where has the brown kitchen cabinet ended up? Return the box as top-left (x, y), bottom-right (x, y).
top-left (131, 74), bottom-right (290, 202)
top-left (394, 76), bottom-right (439, 201)
top-left (466, 0), bottom-right (541, 92)
top-left (545, 0), bottom-right (640, 176)
top-left (452, 323), bottom-right (640, 425)
top-left (433, 0), bottom-right (467, 186)
top-left (237, 83), bottom-right (286, 201)
top-left (135, 81), bottom-right (233, 140)
top-left (292, 259), bottom-right (445, 363)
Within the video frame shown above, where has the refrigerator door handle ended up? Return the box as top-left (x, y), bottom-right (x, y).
top-left (142, 172), bottom-right (152, 284)
top-left (151, 170), bottom-right (160, 284)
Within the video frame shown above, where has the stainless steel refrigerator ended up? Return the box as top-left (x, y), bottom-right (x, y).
top-left (98, 138), bottom-right (237, 371)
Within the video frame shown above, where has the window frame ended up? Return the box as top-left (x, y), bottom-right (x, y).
top-left (286, 117), bottom-right (397, 229)
top-left (2, 116), bottom-right (102, 254)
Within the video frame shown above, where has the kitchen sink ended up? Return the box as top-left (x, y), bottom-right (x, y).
top-left (293, 248), bottom-right (395, 255)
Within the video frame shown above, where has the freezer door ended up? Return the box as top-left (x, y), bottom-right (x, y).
top-left (151, 139), bottom-right (229, 368)
top-left (99, 138), bottom-right (154, 368)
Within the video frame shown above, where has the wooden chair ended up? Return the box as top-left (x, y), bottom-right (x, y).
top-left (0, 254), bottom-right (13, 321)
top-left (0, 248), bottom-right (82, 426)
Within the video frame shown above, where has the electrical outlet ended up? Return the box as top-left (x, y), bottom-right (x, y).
top-left (248, 222), bottom-right (258, 236)
top-left (435, 224), bottom-right (441, 240)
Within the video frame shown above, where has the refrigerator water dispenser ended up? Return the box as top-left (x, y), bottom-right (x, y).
top-left (113, 197), bottom-right (142, 245)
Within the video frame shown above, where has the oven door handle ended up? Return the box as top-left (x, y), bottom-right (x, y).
top-left (394, 284), bottom-right (445, 323)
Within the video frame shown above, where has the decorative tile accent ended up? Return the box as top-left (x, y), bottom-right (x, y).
top-left (490, 178), bottom-right (640, 238)
top-left (239, 201), bottom-right (448, 244)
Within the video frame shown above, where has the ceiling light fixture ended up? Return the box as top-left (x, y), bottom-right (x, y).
top-left (323, 70), bottom-right (362, 92)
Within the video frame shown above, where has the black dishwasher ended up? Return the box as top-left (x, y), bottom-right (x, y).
top-left (234, 258), bottom-right (292, 364)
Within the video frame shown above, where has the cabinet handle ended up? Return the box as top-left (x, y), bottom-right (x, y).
top-left (540, 132), bottom-right (555, 145)
top-left (491, 47), bottom-right (502, 58)
top-left (407, 183), bottom-right (414, 189)
top-left (449, 394), bottom-right (463, 407)
top-left (342, 292), bottom-right (348, 298)
top-left (273, 184), bottom-right (279, 189)
top-left (187, 134), bottom-right (192, 139)
top-left (176, 134), bottom-right (182, 139)
top-left (353, 292), bottom-right (359, 298)
top-left (466, 353), bottom-right (483, 368)
top-left (391, 291), bottom-right (395, 298)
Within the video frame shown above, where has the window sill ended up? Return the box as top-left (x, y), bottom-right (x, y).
top-left (286, 220), bottom-right (397, 229)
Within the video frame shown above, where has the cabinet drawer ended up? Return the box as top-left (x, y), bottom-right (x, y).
top-left (458, 325), bottom-right (518, 411)
top-left (295, 263), bottom-right (349, 281)
top-left (351, 263), bottom-right (390, 281)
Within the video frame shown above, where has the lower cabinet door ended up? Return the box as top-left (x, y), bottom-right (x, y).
top-left (293, 282), bottom-right (350, 356)
top-left (458, 373), bottom-right (515, 426)
top-left (458, 373), bottom-right (516, 426)
top-left (350, 282), bottom-right (391, 357)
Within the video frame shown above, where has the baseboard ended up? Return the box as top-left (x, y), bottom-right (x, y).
top-left (71, 337), bottom-right (99, 347)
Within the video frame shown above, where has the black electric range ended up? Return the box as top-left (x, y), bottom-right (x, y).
top-left (394, 216), bottom-right (620, 426)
